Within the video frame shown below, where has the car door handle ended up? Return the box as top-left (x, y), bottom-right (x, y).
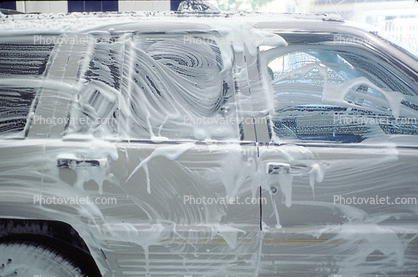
top-left (267, 162), bottom-right (312, 175)
top-left (57, 158), bottom-right (101, 168)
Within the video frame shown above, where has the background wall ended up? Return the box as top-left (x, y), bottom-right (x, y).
top-left (0, 0), bottom-right (171, 13)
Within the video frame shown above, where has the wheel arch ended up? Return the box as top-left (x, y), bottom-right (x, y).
top-left (0, 218), bottom-right (105, 277)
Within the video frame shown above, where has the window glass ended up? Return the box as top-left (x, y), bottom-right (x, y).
top-left (0, 36), bottom-right (55, 137)
top-left (267, 47), bottom-right (418, 143)
top-left (0, 87), bottom-right (38, 137)
top-left (66, 33), bottom-right (238, 141)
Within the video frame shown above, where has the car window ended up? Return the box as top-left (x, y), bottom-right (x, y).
top-left (0, 37), bottom-right (54, 137)
top-left (66, 33), bottom-right (238, 141)
top-left (0, 86), bottom-right (39, 137)
top-left (264, 44), bottom-right (418, 143)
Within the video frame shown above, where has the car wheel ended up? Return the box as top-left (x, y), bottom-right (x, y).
top-left (0, 242), bottom-right (84, 277)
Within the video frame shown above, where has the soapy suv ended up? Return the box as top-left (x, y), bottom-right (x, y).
top-left (0, 8), bottom-right (418, 277)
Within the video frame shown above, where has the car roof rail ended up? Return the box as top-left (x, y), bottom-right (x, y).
top-left (177, 0), bottom-right (221, 13)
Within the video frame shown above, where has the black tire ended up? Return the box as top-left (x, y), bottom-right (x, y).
top-left (0, 242), bottom-right (85, 277)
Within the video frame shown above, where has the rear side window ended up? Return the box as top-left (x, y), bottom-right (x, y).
top-left (264, 45), bottom-right (418, 143)
top-left (0, 41), bottom-right (54, 76)
top-left (0, 36), bottom-right (54, 137)
top-left (0, 87), bottom-right (38, 136)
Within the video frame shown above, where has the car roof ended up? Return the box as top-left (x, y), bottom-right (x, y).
top-left (0, 10), bottom-right (346, 33)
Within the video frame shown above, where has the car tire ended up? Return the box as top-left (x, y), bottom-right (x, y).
top-left (0, 242), bottom-right (85, 277)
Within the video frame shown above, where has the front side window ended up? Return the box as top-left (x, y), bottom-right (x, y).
top-left (66, 33), bottom-right (238, 141)
top-left (264, 42), bottom-right (418, 143)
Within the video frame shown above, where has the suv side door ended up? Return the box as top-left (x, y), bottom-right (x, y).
top-left (43, 30), bottom-right (264, 276)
